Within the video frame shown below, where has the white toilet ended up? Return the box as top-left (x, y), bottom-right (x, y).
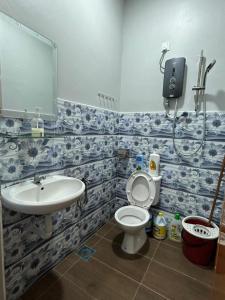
top-left (115, 170), bottom-right (161, 254)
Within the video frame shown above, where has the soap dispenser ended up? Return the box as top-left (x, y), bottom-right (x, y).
top-left (31, 107), bottom-right (44, 137)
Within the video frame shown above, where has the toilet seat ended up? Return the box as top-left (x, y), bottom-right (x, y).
top-left (126, 171), bottom-right (156, 209)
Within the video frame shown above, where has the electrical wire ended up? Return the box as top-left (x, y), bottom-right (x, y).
top-left (159, 50), bottom-right (168, 74)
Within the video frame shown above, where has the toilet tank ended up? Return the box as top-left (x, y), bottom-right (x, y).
top-left (152, 175), bottom-right (161, 206)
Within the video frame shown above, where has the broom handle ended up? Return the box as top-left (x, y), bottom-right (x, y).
top-left (208, 155), bottom-right (225, 225)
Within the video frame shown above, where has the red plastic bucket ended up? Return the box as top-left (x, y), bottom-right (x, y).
top-left (182, 217), bottom-right (218, 266)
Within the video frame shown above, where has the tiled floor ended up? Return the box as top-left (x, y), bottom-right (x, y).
top-left (21, 220), bottom-right (225, 300)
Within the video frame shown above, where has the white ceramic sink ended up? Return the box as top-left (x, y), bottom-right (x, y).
top-left (1, 175), bottom-right (85, 215)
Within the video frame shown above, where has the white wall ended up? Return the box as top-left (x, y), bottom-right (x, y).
top-left (120, 0), bottom-right (225, 112)
top-left (1, 0), bottom-right (225, 112)
top-left (0, 0), bottom-right (124, 108)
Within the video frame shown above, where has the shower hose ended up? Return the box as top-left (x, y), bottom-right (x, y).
top-left (172, 94), bottom-right (206, 158)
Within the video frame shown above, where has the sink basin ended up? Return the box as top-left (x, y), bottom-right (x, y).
top-left (1, 175), bottom-right (85, 215)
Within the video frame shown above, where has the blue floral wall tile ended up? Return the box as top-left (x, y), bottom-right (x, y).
top-left (0, 117), bottom-right (27, 136)
top-left (133, 113), bottom-right (152, 136)
top-left (82, 106), bottom-right (105, 135)
top-left (110, 197), bottom-right (128, 217)
top-left (103, 136), bottom-right (117, 158)
top-left (82, 136), bottom-right (104, 164)
top-left (104, 110), bottom-right (116, 135)
top-left (1, 100), bottom-right (225, 300)
top-left (0, 157), bottom-right (24, 182)
top-left (2, 207), bottom-right (27, 227)
top-left (103, 179), bottom-right (117, 201)
top-left (21, 138), bottom-right (54, 169)
top-left (103, 158), bottom-right (117, 181)
top-left (148, 113), bottom-right (173, 138)
top-left (79, 202), bottom-right (110, 243)
top-left (81, 185), bottom-right (104, 217)
top-left (114, 112), bottom-right (120, 134)
top-left (119, 114), bottom-right (134, 135)
top-left (63, 165), bottom-right (85, 180)
top-left (118, 135), bottom-right (133, 151)
top-left (56, 99), bottom-right (84, 135)
top-left (82, 160), bottom-right (104, 188)
top-left (116, 177), bottom-right (127, 199)
top-left (117, 158), bottom-right (136, 178)
top-left (5, 223), bottom-right (80, 300)
top-left (131, 137), bottom-right (150, 159)
top-left (206, 112), bottom-right (225, 141)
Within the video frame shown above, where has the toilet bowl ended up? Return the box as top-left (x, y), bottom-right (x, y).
top-left (115, 170), bottom-right (161, 254)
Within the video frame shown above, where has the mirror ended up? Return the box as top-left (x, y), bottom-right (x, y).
top-left (0, 11), bottom-right (57, 120)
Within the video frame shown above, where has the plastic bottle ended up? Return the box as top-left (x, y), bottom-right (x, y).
top-left (136, 154), bottom-right (144, 170)
top-left (169, 213), bottom-right (182, 242)
top-left (153, 211), bottom-right (167, 240)
top-left (149, 153), bottom-right (160, 176)
top-left (31, 107), bottom-right (44, 137)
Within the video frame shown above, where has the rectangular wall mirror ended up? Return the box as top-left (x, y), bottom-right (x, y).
top-left (0, 11), bottom-right (57, 120)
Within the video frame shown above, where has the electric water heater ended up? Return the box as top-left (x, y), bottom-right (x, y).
top-left (163, 57), bottom-right (186, 99)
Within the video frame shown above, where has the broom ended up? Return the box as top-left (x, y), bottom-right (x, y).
top-left (208, 155), bottom-right (225, 226)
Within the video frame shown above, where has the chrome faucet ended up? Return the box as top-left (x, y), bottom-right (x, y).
top-left (33, 174), bottom-right (46, 185)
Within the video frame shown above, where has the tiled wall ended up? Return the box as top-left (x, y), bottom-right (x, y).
top-left (0, 100), bottom-right (225, 300)
top-left (0, 99), bottom-right (121, 300)
top-left (116, 112), bottom-right (225, 223)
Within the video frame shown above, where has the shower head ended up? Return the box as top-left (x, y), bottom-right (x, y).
top-left (203, 59), bottom-right (216, 88)
top-left (206, 59), bottom-right (216, 73)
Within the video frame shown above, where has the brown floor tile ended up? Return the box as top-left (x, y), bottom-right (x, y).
top-left (54, 252), bottom-right (80, 275)
top-left (139, 237), bottom-right (160, 258)
top-left (21, 270), bottom-right (60, 300)
top-left (96, 223), bottom-right (115, 236)
top-left (94, 238), bottom-right (150, 282)
top-left (143, 260), bottom-right (225, 300)
top-left (104, 224), bottom-right (124, 244)
top-left (134, 285), bottom-right (167, 300)
top-left (163, 238), bottom-right (182, 249)
top-left (105, 226), bottom-right (160, 259)
top-left (65, 257), bottom-right (139, 300)
top-left (85, 234), bottom-right (102, 247)
top-left (154, 242), bottom-right (220, 287)
top-left (39, 277), bottom-right (94, 300)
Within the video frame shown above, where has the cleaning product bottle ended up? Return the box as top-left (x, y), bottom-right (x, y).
top-left (31, 107), bottom-right (44, 137)
top-left (153, 211), bottom-right (167, 240)
top-left (169, 213), bottom-right (182, 242)
top-left (149, 153), bottom-right (160, 176)
top-left (136, 154), bottom-right (144, 170)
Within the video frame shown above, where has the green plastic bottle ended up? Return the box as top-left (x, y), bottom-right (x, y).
top-left (169, 213), bottom-right (182, 242)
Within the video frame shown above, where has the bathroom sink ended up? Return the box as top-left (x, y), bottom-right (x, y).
top-left (1, 175), bottom-right (85, 215)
